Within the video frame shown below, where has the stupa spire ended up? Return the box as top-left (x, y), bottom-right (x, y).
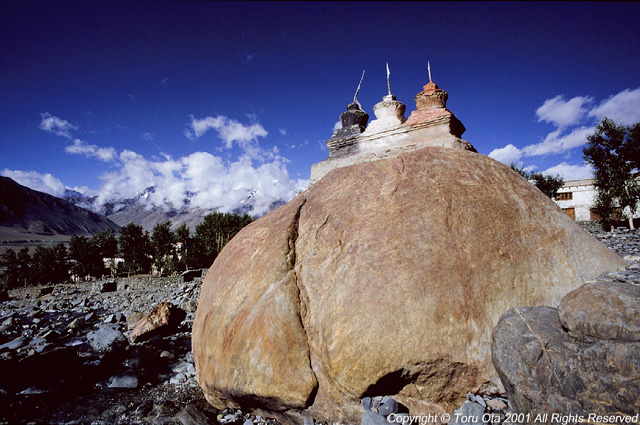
top-left (386, 62), bottom-right (391, 96)
top-left (353, 70), bottom-right (365, 106)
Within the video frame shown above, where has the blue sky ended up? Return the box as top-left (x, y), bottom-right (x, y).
top-left (1, 1), bottom-right (639, 215)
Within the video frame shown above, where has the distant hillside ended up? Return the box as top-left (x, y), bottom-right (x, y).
top-left (0, 177), bottom-right (120, 242)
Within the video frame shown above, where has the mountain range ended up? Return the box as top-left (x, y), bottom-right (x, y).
top-left (0, 176), bottom-right (120, 243)
top-left (62, 185), bottom-right (286, 232)
top-left (0, 177), bottom-right (287, 246)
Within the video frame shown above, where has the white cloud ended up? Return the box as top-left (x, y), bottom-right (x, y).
top-left (65, 139), bottom-right (117, 162)
top-left (38, 113), bottom-right (77, 138)
top-left (143, 132), bottom-right (155, 141)
top-left (332, 120), bottom-right (341, 132)
top-left (587, 87), bottom-right (640, 125)
top-left (279, 128), bottom-right (287, 136)
top-left (543, 162), bottom-right (593, 181)
top-left (89, 148), bottom-right (297, 217)
top-left (522, 126), bottom-right (595, 157)
top-left (1, 169), bottom-right (66, 197)
top-left (488, 144), bottom-right (523, 166)
top-left (184, 114), bottom-right (270, 160)
top-left (535, 95), bottom-right (593, 128)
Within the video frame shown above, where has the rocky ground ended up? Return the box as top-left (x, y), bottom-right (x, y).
top-left (0, 223), bottom-right (638, 425)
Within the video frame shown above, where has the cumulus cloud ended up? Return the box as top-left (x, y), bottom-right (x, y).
top-left (38, 113), bottom-right (77, 138)
top-left (1, 169), bottom-right (66, 197)
top-left (184, 114), bottom-right (270, 161)
top-left (488, 144), bottom-right (523, 166)
top-left (491, 88), bottom-right (639, 168)
top-left (522, 126), bottom-right (596, 157)
top-left (65, 139), bottom-right (117, 162)
top-left (587, 87), bottom-right (640, 125)
top-left (91, 149), bottom-right (298, 217)
top-left (535, 95), bottom-right (593, 128)
top-left (543, 162), bottom-right (593, 181)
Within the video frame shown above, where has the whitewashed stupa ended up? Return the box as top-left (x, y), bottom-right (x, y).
top-left (310, 65), bottom-right (476, 184)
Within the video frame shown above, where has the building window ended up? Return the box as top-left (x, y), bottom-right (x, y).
top-left (555, 192), bottom-right (573, 201)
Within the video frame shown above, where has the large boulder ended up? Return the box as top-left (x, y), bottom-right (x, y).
top-left (192, 147), bottom-right (624, 424)
top-left (492, 282), bottom-right (640, 420)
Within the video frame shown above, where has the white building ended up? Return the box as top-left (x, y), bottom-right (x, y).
top-left (553, 179), bottom-right (640, 223)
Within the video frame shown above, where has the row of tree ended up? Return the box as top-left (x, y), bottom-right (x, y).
top-left (0, 211), bottom-right (253, 289)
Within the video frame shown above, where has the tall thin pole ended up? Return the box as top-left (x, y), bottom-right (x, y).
top-left (386, 62), bottom-right (391, 96)
top-left (354, 70), bottom-right (365, 105)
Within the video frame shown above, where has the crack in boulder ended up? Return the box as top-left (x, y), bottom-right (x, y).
top-left (285, 197), bottom-right (319, 409)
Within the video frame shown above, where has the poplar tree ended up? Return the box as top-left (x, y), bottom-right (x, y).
top-left (583, 118), bottom-right (640, 230)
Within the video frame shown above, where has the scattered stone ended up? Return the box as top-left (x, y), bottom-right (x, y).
top-left (449, 401), bottom-right (486, 425)
top-left (180, 298), bottom-right (198, 313)
top-left (486, 398), bottom-right (507, 411)
top-left (87, 324), bottom-right (125, 352)
top-left (67, 316), bottom-right (85, 329)
top-left (170, 373), bottom-right (187, 385)
top-left (0, 337), bottom-right (27, 351)
top-left (38, 286), bottom-right (54, 297)
top-left (175, 403), bottom-right (210, 425)
top-left (129, 302), bottom-right (186, 343)
top-left (126, 311), bottom-right (144, 330)
top-left (107, 370), bottom-right (138, 388)
top-left (377, 397), bottom-right (398, 416)
top-left (361, 410), bottom-right (390, 425)
top-left (92, 280), bottom-right (117, 294)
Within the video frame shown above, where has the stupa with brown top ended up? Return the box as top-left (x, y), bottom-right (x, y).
top-left (310, 64), bottom-right (475, 184)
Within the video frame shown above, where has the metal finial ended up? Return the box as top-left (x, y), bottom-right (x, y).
top-left (428, 61), bottom-right (432, 83)
top-left (386, 62), bottom-right (391, 96)
top-left (354, 70), bottom-right (365, 105)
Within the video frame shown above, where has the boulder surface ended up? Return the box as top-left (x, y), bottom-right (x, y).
top-left (192, 147), bottom-right (624, 424)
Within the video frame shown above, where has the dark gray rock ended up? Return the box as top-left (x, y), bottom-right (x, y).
top-left (92, 280), bottom-right (117, 294)
top-left (361, 397), bottom-right (373, 412)
top-left (361, 410), bottom-right (390, 425)
top-left (377, 397), bottom-right (398, 416)
top-left (87, 324), bottom-right (125, 352)
top-left (558, 282), bottom-right (640, 341)
top-left (107, 370), bottom-right (138, 388)
top-left (449, 401), bottom-right (486, 425)
top-left (492, 304), bottom-right (640, 421)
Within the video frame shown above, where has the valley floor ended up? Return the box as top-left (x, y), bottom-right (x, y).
top-left (0, 223), bottom-right (638, 425)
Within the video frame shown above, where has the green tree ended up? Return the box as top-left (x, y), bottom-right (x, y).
top-left (191, 212), bottom-right (253, 268)
top-left (69, 235), bottom-right (100, 279)
top-left (583, 118), bottom-right (640, 230)
top-left (510, 164), bottom-right (565, 199)
top-left (91, 229), bottom-right (119, 277)
top-left (174, 222), bottom-right (191, 271)
top-left (118, 222), bottom-right (152, 275)
top-left (0, 249), bottom-right (21, 289)
top-left (29, 244), bottom-right (69, 285)
top-left (92, 229), bottom-right (118, 258)
top-left (151, 220), bottom-right (177, 276)
top-left (17, 248), bottom-right (32, 287)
